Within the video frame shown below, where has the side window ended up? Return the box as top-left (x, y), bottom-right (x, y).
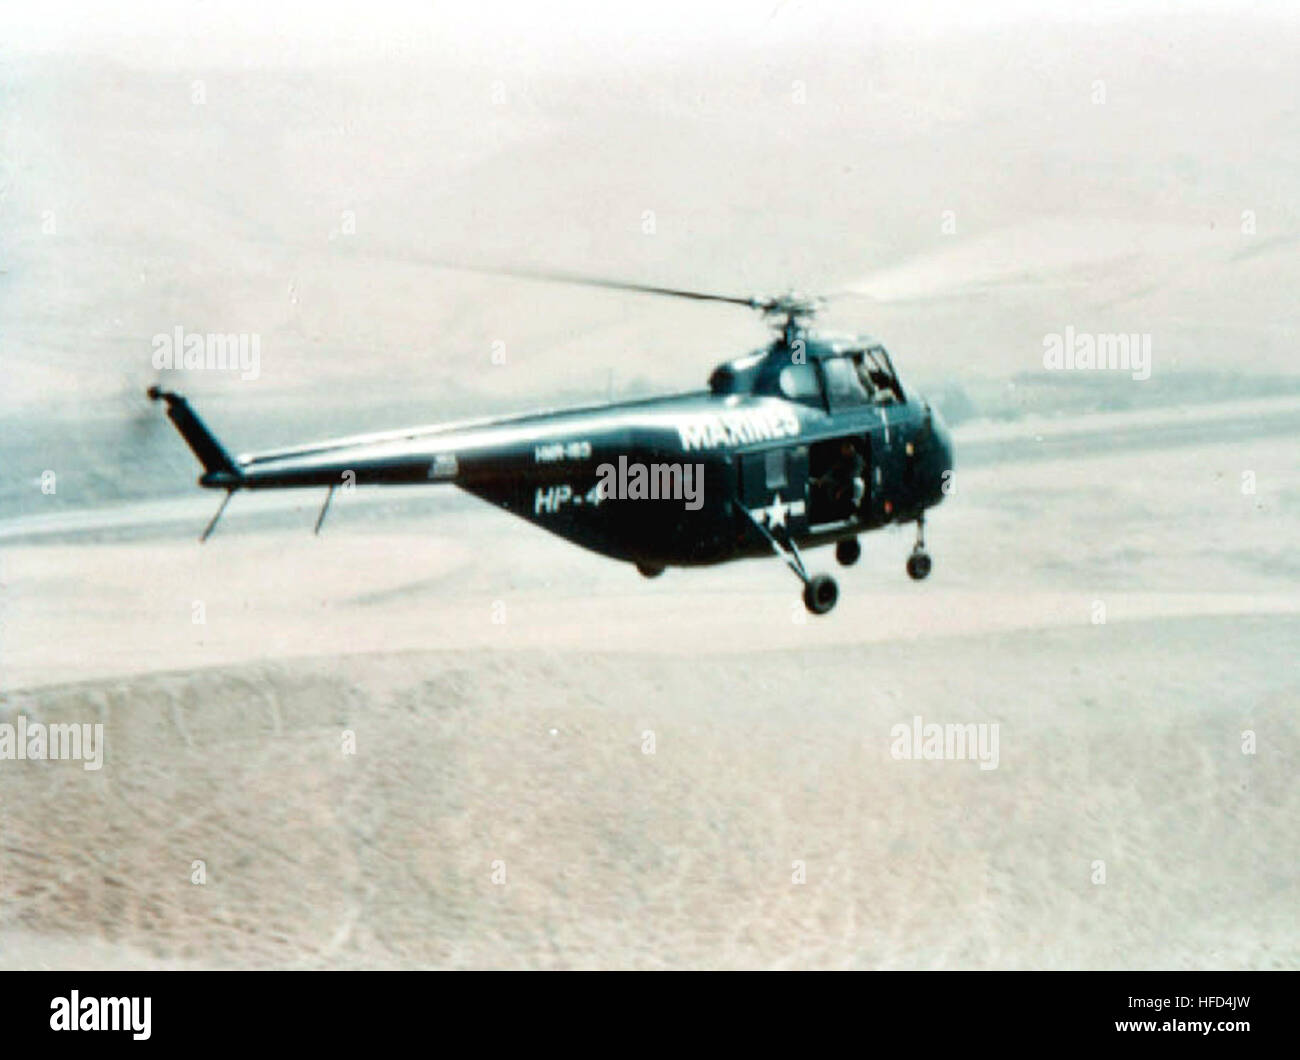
top-left (821, 357), bottom-right (870, 407)
top-left (778, 363), bottom-right (822, 405)
top-left (764, 448), bottom-right (787, 489)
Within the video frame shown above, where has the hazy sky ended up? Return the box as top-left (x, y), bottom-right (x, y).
top-left (3, 0), bottom-right (1296, 69)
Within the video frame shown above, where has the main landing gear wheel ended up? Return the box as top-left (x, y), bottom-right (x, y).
top-left (835, 538), bottom-right (861, 566)
top-left (803, 573), bottom-right (839, 615)
top-left (906, 551), bottom-right (932, 581)
top-left (907, 514), bottom-right (932, 581)
top-left (737, 503), bottom-right (840, 616)
top-left (636, 563), bottom-right (665, 578)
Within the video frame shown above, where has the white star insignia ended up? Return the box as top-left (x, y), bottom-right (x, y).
top-left (767, 493), bottom-right (788, 529)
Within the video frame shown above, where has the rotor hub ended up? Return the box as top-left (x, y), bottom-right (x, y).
top-left (753, 293), bottom-right (822, 343)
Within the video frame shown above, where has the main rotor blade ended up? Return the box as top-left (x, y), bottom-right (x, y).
top-left (504, 268), bottom-right (764, 307)
top-left (329, 244), bottom-right (811, 314)
top-left (405, 256), bottom-right (764, 309)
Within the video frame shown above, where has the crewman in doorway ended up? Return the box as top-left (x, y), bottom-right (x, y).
top-left (816, 438), bottom-right (866, 519)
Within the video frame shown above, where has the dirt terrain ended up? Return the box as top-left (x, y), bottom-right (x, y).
top-left (2, 435), bottom-right (1297, 968)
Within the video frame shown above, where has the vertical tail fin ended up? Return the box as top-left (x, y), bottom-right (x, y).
top-left (148, 387), bottom-right (241, 486)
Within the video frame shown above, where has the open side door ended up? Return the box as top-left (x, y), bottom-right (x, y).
top-left (805, 433), bottom-right (871, 532)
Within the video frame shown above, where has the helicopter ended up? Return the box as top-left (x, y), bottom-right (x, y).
top-left (149, 269), bottom-right (954, 615)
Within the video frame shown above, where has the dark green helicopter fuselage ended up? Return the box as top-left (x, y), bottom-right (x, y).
top-left (159, 331), bottom-right (953, 576)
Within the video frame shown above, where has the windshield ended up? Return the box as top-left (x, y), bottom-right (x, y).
top-left (854, 347), bottom-right (904, 403)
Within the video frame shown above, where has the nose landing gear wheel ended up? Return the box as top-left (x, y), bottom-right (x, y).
top-left (906, 514), bottom-right (933, 580)
top-left (835, 538), bottom-right (861, 566)
top-left (803, 573), bottom-right (839, 615)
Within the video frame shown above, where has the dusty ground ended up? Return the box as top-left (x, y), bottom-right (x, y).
top-left (2, 6), bottom-right (1299, 968)
top-left (2, 435), bottom-right (1297, 969)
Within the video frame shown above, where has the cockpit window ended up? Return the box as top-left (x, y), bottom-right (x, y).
top-left (854, 348), bottom-right (904, 403)
top-left (821, 357), bottom-right (871, 407)
top-left (778, 363), bottom-right (823, 405)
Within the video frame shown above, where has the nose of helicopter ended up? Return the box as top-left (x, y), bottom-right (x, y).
top-left (922, 401), bottom-right (955, 505)
top-left (934, 407), bottom-right (954, 470)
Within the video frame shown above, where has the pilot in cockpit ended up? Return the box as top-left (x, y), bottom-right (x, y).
top-left (855, 354), bottom-right (896, 404)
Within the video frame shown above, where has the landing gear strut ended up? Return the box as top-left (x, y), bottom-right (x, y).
top-left (740, 505), bottom-right (838, 615)
top-left (907, 514), bottom-right (932, 581)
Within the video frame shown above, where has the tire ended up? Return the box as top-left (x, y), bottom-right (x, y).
top-left (906, 552), bottom-right (932, 581)
top-left (803, 573), bottom-right (839, 615)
